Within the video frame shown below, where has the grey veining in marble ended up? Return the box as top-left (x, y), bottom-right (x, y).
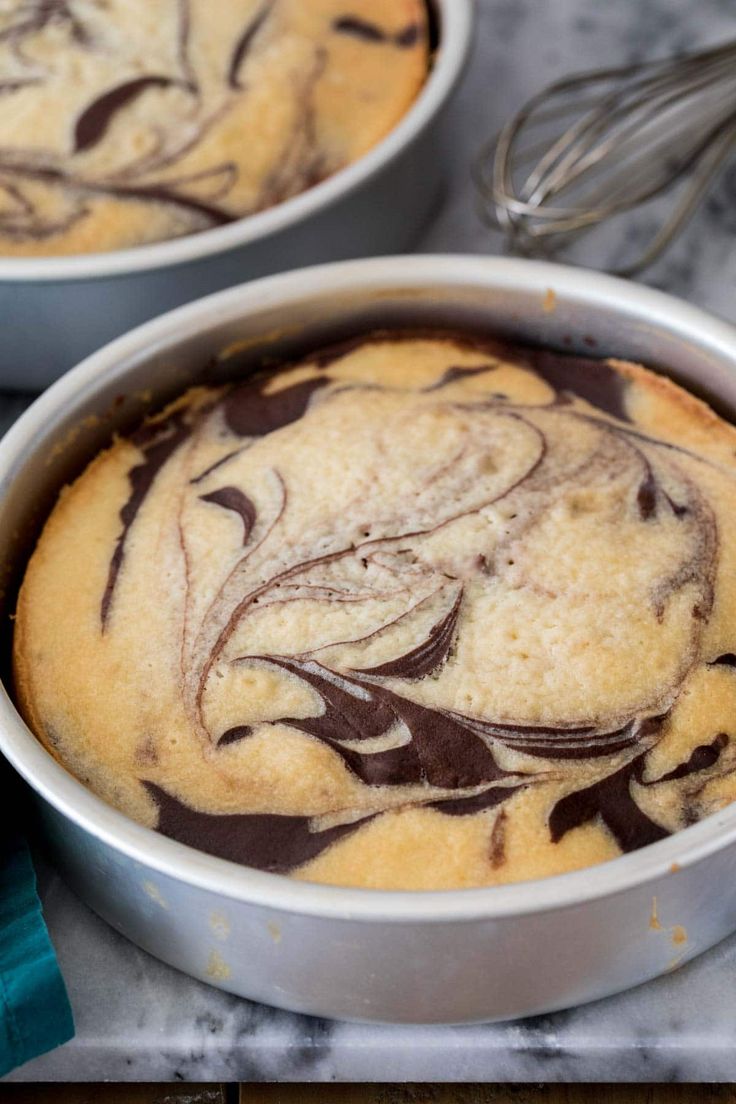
top-left (4, 0), bottom-right (736, 1083)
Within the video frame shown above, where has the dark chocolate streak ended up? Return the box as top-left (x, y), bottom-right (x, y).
top-left (333, 15), bottom-right (385, 41)
top-left (451, 713), bottom-right (657, 762)
top-left (645, 733), bottom-right (728, 785)
top-left (74, 77), bottom-right (188, 153)
top-left (525, 349), bottom-right (631, 422)
top-left (550, 733), bottom-right (729, 851)
top-left (549, 754), bottom-right (669, 853)
top-left (0, 77), bottom-right (39, 94)
top-left (395, 23), bottom-right (421, 47)
top-left (429, 785), bottom-right (524, 817)
top-left (189, 448), bottom-right (243, 485)
top-left (423, 365), bottom-right (496, 392)
top-left (637, 466), bottom-right (658, 520)
top-left (101, 409), bottom-right (191, 628)
top-left (245, 657), bottom-right (508, 790)
top-left (710, 654), bottom-right (736, 668)
top-left (177, 0), bottom-right (197, 92)
top-left (144, 781), bottom-right (373, 873)
top-left (332, 16), bottom-right (423, 48)
top-left (490, 808), bottom-right (508, 868)
top-left (199, 486), bottom-right (256, 545)
top-left (217, 725), bottom-right (254, 747)
top-left (354, 591), bottom-right (461, 678)
top-left (0, 161), bottom-right (234, 232)
top-left (223, 374), bottom-right (328, 437)
top-left (228, 1), bottom-right (273, 89)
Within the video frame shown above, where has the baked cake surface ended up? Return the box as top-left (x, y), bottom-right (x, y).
top-left (14, 331), bottom-right (736, 890)
top-left (0, 0), bottom-right (427, 255)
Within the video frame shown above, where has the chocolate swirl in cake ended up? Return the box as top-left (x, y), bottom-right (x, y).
top-left (15, 330), bottom-right (736, 889)
top-left (0, 0), bottom-right (428, 254)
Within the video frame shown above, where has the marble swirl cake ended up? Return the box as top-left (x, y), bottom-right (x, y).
top-left (0, 0), bottom-right (428, 255)
top-left (14, 331), bottom-right (736, 890)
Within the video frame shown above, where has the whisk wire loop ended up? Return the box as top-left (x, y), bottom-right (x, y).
top-left (476, 38), bottom-right (736, 275)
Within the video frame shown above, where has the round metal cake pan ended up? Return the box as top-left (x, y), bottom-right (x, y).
top-left (3, 256), bottom-right (736, 1024)
top-left (0, 0), bottom-right (471, 393)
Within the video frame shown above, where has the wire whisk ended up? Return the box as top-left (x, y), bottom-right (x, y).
top-left (474, 38), bottom-right (736, 276)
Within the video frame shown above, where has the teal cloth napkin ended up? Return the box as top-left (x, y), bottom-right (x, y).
top-left (1, 781), bottom-right (74, 1077)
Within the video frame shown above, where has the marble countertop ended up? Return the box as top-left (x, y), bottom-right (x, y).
top-left (5, 0), bottom-right (736, 1084)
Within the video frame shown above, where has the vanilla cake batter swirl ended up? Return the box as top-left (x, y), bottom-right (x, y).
top-left (0, 0), bottom-right (427, 255)
top-left (14, 331), bottom-right (736, 889)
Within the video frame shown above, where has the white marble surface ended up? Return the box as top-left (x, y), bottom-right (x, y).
top-left (5, 0), bottom-right (736, 1083)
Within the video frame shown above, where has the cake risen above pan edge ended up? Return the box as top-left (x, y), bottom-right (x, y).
top-left (14, 329), bottom-right (736, 889)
